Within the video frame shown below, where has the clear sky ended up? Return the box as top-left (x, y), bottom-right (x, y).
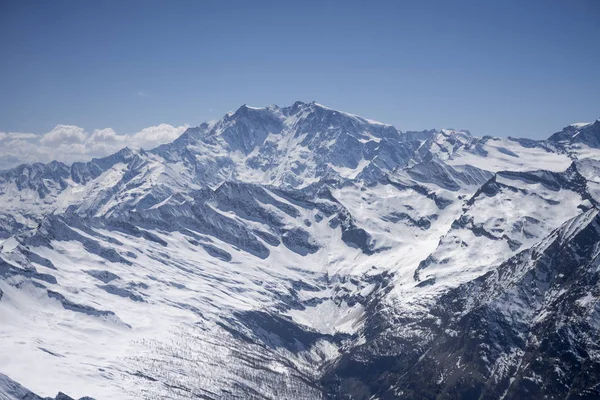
top-left (1, 0), bottom-right (599, 140)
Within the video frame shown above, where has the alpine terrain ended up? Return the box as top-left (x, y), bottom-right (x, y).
top-left (1, 101), bottom-right (600, 400)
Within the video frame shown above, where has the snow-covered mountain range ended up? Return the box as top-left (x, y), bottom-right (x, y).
top-left (1, 101), bottom-right (599, 399)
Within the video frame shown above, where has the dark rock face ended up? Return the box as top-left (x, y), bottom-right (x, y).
top-left (83, 269), bottom-right (120, 283)
top-left (407, 160), bottom-right (492, 192)
top-left (281, 227), bottom-right (319, 256)
top-left (322, 210), bottom-right (600, 399)
top-left (549, 120), bottom-right (600, 148)
top-left (0, 372), bottom-right (95, 400)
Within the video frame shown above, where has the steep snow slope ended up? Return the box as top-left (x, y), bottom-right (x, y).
top-left (154, 101), bottom-right (421, 188)
top-left (0, 148), bottom-right (193, 237)
top-left (323, 209), bottom-right (600, 399)
top-left (414, 163), bottom-right (595, 291)
top-left (549, 119), bottom-right (600, 148)
top-left (1, 179), bottom-right (398, 398)
top-left (420, 129), bottom-right (571, 173)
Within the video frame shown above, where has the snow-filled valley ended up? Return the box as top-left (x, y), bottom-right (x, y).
top-left (1, 102), bottom-right (600, 399)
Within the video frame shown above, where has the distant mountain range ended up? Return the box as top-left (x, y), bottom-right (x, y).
top-left (1, 102), bottom-right (599, 399)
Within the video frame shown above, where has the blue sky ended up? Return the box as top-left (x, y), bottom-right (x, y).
top-left (1, 0), bottom-right (599, 139)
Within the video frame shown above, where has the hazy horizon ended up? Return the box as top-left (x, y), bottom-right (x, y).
top-left (1, 0), bottom-right (599, 168)
top-left (0, 99), bottom-right (598, 170)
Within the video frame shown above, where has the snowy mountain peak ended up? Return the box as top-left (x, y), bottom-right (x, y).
top-left (148, 101), bottom-right (413, 187)
top-left (440, 128), bottom-right (472, 137)
top-left (548, 119), bottom-right (600, 147)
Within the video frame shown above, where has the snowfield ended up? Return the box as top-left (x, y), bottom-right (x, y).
top-left (1, 102), bottom-right (600, 400)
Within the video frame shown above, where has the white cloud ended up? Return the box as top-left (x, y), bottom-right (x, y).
top-left (40, 125), bottom-right (88, 146)
top-left (89, 128), bottom-right (124, 143)
top-left (0, 132), bottom-right (39, 141)
top-left (131, 123), bottom-right (185, 146)
top-left (0, 123), bottom-right (189, 170)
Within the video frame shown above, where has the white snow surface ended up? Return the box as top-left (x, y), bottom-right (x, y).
top-left (0, 102), bottom-right (599, 399)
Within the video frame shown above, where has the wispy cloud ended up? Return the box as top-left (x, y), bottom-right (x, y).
top-left (0, 123), bottom-right (189, 170)
top-left (137, 91), bottom-right (150, 97)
